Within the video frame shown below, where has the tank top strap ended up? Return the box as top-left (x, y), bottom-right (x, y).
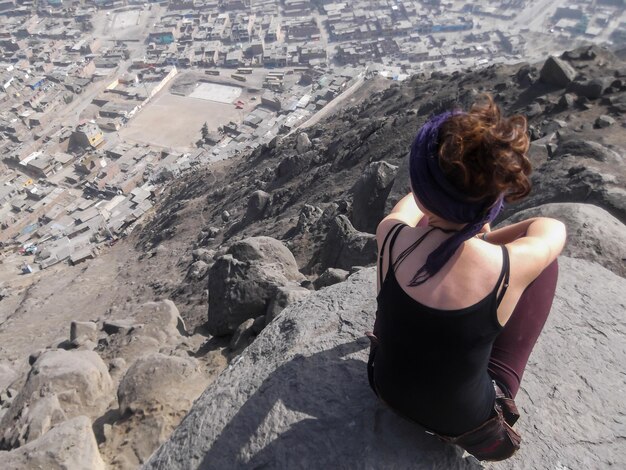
top-left (378, 223), bottom-right (405, 286)
top-left (495, 245), bottom-right (510, 307)
top-left (387, 223), bottom-right (408, 266)
top-left (391, 227), bottom-right (438, 272)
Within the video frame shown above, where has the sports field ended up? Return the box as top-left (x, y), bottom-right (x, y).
top-left (119, 92), bottom-right (243, 150)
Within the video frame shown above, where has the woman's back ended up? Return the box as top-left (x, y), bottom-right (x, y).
top-left (373, 224), bottom-right (509, 436)
top-left (368, 96), bottom-right (566, 460)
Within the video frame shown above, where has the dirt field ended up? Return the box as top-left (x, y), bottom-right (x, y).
top-left (119, 92), bottom-right (246, 150)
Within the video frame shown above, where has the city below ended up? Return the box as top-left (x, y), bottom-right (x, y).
top-left (0, 0), bottom-right (624, 273)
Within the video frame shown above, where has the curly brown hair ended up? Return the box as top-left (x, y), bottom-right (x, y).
top-left (438, 95), bottom-right (531, 203)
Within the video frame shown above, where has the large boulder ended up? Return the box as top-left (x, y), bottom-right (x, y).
top-left (317, 215), bottom-right (377, 272)
top-left (499, 203), bottom-right (626, 277)
top-left (0, 349), bottom-right (113, 449)
top-left (207, 237), bottom-right (305, 336)
top-left (351, 161), bottom-right (399, 233)
top-left (296, 132), bottom-right (312, 153)
top-left (0, 416), bottom-right (105, 470)
top-left (118, 353), bottom-right (206, 415)
top-left (145, 259), bottom-right (626, 469)
top-left (101, 353), bottom-right (213, 468)
top-left (98, 301), bottom-right (188, 368)
top-left (132, 300), bottom-right (187, 340)
top-left (244, 190), bottom-right (271, 221)
top-left (539, 56), bottom-right (576, 88)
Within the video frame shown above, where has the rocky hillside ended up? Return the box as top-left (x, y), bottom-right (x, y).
top-left (1, 45), bottom-right (625, 469)
top-left (136, 44), bottom-right (626, 331)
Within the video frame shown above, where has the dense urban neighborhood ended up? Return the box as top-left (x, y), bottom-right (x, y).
top-left (1, 0), bottom-right (625, 272)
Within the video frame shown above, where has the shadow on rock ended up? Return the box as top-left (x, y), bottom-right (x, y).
top-left (198, 340), bottom-right (479, 470)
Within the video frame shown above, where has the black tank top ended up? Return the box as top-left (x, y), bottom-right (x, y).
top-left (373, 223), bottom-right (510, 436)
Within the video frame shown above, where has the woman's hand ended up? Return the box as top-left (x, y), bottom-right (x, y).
top-left (478, 223), bottom-right (491, 234)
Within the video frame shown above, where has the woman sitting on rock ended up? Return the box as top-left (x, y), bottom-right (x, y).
top-left (367, 95), bottom-right (566, 461)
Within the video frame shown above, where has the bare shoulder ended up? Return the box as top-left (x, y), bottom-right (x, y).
top-left (506, 218), bottom-right (566, 286)
top-left (375, 218), bottom-right (406, 248)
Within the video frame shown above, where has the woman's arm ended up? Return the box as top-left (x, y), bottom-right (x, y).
top-left (488, 217), bottom-right (567, 285)
top-left (483, 218), bottom-right (539, 245)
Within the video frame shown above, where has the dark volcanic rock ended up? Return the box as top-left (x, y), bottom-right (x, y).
top-left (525, 102), bottom-right (543, 117)
top-left (595, 115), bottom-right (616, 128)
top-left (207, 237), bottom-right (305, 336)
top-left (608, 93), bottom-right (626, 113)
top-left (276, 153), bottom-right (312, 180)
top-left (567, 78), bottom-right (610, 100)
top-left (313, 268), bottom-right (350, 290)
top-left (245, 190), bottom-right (271, 221)
top-left (317, 215), bottom-right (377, 272)
top-left (385, 153), bottom-right (411, 214)
top-left (265, 285), bottom-right (311, 325)
top-left (540, 56), bottom-right (576, 88)
top-left (351, 161), bottom-right (398, 233)
top-left (557, 93), bottom-right (576, 110)
top-left (145, 260), bottom-right (626, 470)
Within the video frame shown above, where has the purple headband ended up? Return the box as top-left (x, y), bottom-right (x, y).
top-left (408, 110), bottom-right (504, 286)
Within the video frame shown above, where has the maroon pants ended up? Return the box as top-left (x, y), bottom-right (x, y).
top-left (487, 260), bottom-right (558, 399)
top-left (416, 216), bottom-right (559, 399)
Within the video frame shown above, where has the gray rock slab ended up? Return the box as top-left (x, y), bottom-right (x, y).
top-left (553, 139), bottom-right (623, 164)
top-left (499, 203), bottom-right (626, 277)
top-left (144, 258), bottom-right (625, 470)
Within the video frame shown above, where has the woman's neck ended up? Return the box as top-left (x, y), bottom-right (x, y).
top-left (427, 214), bottom-right (466, 232)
